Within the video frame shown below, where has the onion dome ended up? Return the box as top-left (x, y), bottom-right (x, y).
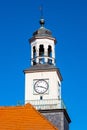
top-left (29, 19), bottom-right (56, 43)
top-left (33, 19), bottom-right (52, 37)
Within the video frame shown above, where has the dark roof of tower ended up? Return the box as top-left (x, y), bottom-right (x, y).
top-left (29, 19), bottom-right (56, 43)
top-left (24, 64), bottom-right (63, 81)
top-left (33, 19), bottom-right (52, 37)
top-left (33, 27), bottom-right (52, 37)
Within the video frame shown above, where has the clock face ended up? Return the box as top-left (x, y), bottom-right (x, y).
top-left (34, 79), bottom-right (48, 94)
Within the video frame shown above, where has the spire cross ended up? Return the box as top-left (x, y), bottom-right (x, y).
top-left (39, 5), bottom-right (45, 27)
top-left (40, 5), bottom-right (44, 19)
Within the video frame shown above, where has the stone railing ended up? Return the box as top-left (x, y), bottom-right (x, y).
top-left (25, 99), bottom-right (66, 110)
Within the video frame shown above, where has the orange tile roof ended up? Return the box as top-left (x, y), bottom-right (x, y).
top-left (0, 103), bottom-right (58, 130)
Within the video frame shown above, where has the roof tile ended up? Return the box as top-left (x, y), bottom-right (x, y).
top-left (0, 103), bottom-right (58, 130)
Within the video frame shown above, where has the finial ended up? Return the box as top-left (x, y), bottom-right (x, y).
top-left (40, 18), bottom-right (45, 27)
top-left (39, 5), bottom-right (45, 27)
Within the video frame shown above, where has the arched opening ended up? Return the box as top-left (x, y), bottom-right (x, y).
top-left (48, 45), bottom-right (52, 64)
top-left (39, 45), bottom-right (44, 64)
top-left (33, 46), bottom-right (36, 65)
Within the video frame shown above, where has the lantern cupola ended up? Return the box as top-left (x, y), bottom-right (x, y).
top-left (29, 19), bottom-right (56, 66)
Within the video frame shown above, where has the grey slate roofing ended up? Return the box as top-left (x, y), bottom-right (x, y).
top-left (29, 64), bottom-right (56, 70)
top-left (24, 64), bottom-right (63, 81)
top-left (32, 19), bottom-right (52, 37)
top-left (29, 19), bottom-right (56, 43)
top-left (33, 26), bottom-right (52, 37)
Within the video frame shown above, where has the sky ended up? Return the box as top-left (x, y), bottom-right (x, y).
top-left (0, 0), bottom-right (87, 129)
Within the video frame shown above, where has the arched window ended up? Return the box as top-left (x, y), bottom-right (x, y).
top-left (48, 45), bottom-right (52, 64)
top-left (39, 45), bottom-right (44, 64)
top-left (48, 45), bottom-right (52, 57)
top-left (33, 46), bottom-right (36, 65)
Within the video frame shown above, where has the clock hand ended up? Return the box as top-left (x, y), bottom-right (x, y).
top-left (38, 86), bottom-right (47, 89)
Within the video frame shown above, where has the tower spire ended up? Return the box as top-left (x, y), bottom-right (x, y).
top-left (40, 5), bottom-right (44, 19)
top-left (39, 5), bottom-right (45, 27)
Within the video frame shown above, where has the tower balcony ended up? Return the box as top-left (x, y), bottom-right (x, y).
top-left (31, 56), bottom-right (55, 65)
top-left (25, 99), bottom-right (66, 110)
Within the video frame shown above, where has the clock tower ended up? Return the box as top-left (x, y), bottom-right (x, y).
top-left (24, 18), bottom-right (71, 130)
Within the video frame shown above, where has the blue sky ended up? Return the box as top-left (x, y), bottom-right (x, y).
top-left (0, 0), bottom-right (87, 129)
